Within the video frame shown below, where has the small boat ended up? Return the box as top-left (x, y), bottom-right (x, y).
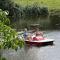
top-left (25, 38), bottom-right (54, 46)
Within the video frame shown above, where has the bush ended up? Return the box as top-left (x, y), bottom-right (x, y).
top-left (0, 9), bottom-right (10, 25)
top-left (23, 5), bottom-right (49, 17)
top-left (0, 9), bottom-right (24, 50)
top-left (0, 0), bottom-right (49, 21)
top-left (0, 0), bottom-right (21, 22)
top-left (0, 0), bottom-right (49, 30)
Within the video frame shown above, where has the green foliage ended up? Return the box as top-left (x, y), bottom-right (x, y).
top-left (0, 0), bottom-right (49, 21)
top-left (0, 0), bottom-right (60, 30)
top-left (24, 5), bottom-right (49, 17)
top-left (0, 0), bottom-right (21, 22)
top-left (0, 22), bottom-right (24, 50)
top-left (0, 9), bottom-right (24, 50)
top-left (12, 0), bottom-right (60, 10)
top-left (0, 9), bottom-right (10, 25)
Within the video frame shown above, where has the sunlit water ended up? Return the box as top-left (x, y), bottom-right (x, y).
top-left (2, 30), bottom-right (60, 60)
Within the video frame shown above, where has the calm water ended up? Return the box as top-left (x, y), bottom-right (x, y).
top-left (2, 31), bottom-right (60, 60)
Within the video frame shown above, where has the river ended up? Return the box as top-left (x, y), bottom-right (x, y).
top-left (2, 30), bottom-right (60, 60)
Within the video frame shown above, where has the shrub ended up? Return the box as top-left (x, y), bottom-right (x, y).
top-left (23, 5), bottom-right (49, 17)
top-left (0, 9), bottom-right (24, 50)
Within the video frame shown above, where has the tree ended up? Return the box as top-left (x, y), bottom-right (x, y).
top-left (0, 0), bottom-right (21, 23)
top-left (0, 9), bottom-right (24, 60)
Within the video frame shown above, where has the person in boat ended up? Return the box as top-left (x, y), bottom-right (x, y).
top-left (23, 28), bottom-right (28, 40)
top-left (33, 28), bottom-right (44, 41)
top-left (26, 33), bottom-right (32, 41)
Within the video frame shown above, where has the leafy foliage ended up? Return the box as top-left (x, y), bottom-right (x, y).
top-left (0, 0), bottom-right (21, 22)
top-left (12, 0), bottom-right (60, 10)
top-left (24, 5), bottom-right (49, 17)
top-left (0, 0), bottom-right (49, 30)
top-left (0, 9), bottom-right (24, 51)
top-left (0, 0), bottom-right (49, 21)
top-left (0, 9), bottom-right (10, 25)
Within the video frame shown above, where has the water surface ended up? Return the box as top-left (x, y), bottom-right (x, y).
top-left (3, 31), bottom-right (60, 60)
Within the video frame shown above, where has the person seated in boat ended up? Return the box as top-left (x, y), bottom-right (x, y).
top-left (23, 28), bottom-right (28, 40)
top-left (31, 28), bottom-right (39, 38)
top-left (33, 31), bottom-right (44, 41)
top-left (31, 28), bottom-right (43, 37)
top-left (26, 33), bottom-right (32, 41)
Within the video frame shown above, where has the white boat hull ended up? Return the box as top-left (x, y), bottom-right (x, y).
top-left (25, 39), bottom-right (54, 46)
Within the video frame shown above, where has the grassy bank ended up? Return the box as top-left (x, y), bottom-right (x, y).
top-left (12, 0), bottom-right (60, 10)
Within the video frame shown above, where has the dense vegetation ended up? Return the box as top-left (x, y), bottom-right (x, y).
top-left (12, 0), bottom-right (60, 10)
top-left (0, 9), bottom-right (24, 50)
top-left (12, 0), bottom-right (60, 29)
top-left (0, 0), bottom-right (49, 20)
top-left (0, 0), bottom-right (60, 30)
top-left (0, 9), bottom-right (24, 60)
top-left (0, 0), bottom-right (50, 30)
top-left (0, 0), bottom-right (21, 23)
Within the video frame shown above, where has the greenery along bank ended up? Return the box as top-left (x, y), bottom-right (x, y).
top-left (12, 0), bottom-right (60, 10)
top-left (12, 0), bottom-right (60, 30)
top-left (0, 0), bottom-right (60, 30)
top-left (11, 0), bottom-right (60, 30)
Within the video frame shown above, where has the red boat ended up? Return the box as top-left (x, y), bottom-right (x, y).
top-left (25, 39), bottom-right (54, 46)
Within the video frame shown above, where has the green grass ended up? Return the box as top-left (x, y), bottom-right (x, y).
top-left (12, 0), bottom-right (60, 10)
